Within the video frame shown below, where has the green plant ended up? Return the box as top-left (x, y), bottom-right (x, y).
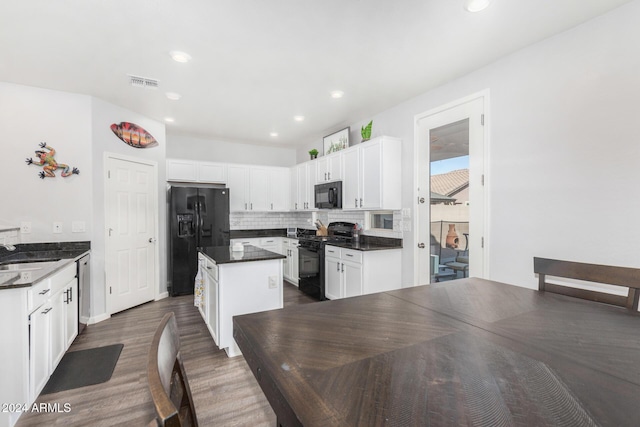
top-left (309, 148), bottom-right (319, 156)
top-left (361, 120), bottom-right (373, 141)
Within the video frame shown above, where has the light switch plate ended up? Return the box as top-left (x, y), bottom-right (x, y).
top-left (53, 222), bottom-right (63, 234)
top-left (72, 221), bottom-right (86, 233)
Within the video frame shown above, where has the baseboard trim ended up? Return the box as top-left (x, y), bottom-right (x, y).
top-left (89, 313), bottom-right (110, 325)
top-left (155, 292), bottom-right (169, 301)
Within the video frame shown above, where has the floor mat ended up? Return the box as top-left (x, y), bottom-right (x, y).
top-left (41, 344), bottom-right (124, 394)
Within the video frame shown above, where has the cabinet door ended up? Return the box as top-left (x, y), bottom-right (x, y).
top-left (30, 302), bottom-right (51, 401)
top-left (50, 289), bottom-right (66, 370)
top-left (290, 246), bottom-right (299, 285)
top-left (327, 153), bottom-right (343, 182)
top-left (269, 168), bottom-right (290, 211)
top-left (249, 167), bottom-right (270, 211)
top-left (198, 162), bottom-right (227, 183)
top-left (343, 261), bottom-right (363, 298)
top-left (325, 257), bottom-right (342, 300)
top-left (167, 159), bottom-right (197, 182)
top-left (64, 279), bottom-right (79, 349)
top-left (206, 272), bottom-right (219, 346)
top-left (361, 141), bottom-right (382, 209)
top-left (290, 166), bottom-right (299, 210)
top-left (342, 148), bottom-right (360, 210)
top-left (316, 157), bottom-right (328, 182)
top-left (227, 165), bottom-right (249, 211)
top-left (305, 161), bottom-right (317, 209)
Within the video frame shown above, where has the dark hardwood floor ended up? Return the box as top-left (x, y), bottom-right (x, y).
top-left (17, 282), bottom-right (317, 426)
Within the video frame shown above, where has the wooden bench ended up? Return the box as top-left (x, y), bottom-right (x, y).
top-left (533, 257), bottom-right (640, 311)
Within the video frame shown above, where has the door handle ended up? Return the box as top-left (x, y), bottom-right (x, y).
top-left (245, 203), bottom-right (247, 210)
top-left (149, 237), bottom-right (156, 243)
top-left (42, 307), bottom-right (52, 314)
top-left (295, 202), bottom-right (298, 210)
top-left (69, 287), bottom-right (73, 302)
top-left (325, 172), bottom-right (327, 181)
top-left (355, 198), bottom-right (358, 208)
top-left (271, 203), bottom-right (273, 210)
top-left (341, 263), bottom-right (344, 272)
top-left (359, 198), bottom-right (363, 207)
top-left (328, 172), bottom-right (331, 180)
top-left (418, 243), bottom-right (425, 248)
top-left (419, 197), bottom-right (425, 204)
top-left (337, 262), bottom-right (340, 272)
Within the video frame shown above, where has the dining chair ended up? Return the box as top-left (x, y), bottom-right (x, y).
top-left (534, 257), bottom-right (640, 311)
top-left (147, 312), bottom-right (199, 427)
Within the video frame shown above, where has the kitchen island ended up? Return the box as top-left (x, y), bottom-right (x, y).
top-left (197, 244), bottom-right (285, 357)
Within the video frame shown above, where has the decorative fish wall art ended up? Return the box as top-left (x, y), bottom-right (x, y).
top-left (26, 142), bottom-right (80, 179)
top-left (110, 122), bottom-right (159, 148)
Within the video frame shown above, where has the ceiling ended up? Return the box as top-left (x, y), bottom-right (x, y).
top-left (0, 0), bottom-right (631, 149)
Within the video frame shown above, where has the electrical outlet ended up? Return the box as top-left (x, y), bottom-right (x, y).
top-left (268, 275), bottom-right (278, 289)
top-left (20, 222), bottom-right (32, 234)
top-left (53, 222), bottom-right (63, 234)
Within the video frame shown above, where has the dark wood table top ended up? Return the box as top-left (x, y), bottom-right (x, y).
top-left (233, 278), bottom-right (640, 426)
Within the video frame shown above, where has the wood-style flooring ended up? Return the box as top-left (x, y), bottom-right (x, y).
top-left (17, 282), bottom-right (317, 427)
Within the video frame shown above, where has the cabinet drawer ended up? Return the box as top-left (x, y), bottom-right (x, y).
top-left (28, 279), bottom-right (51, 313)
top-left (341, 249), bottom-right (362, 263)
top-left (50, 263), bottom-right (77, 294)
top-left (260, 237), bottom-right (279, 246)
top-left (204, 259), bottom-right (218, 281)
top-left (325, 246), bottom-right (340, 258)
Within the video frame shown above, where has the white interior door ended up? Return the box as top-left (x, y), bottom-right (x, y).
top-left (415, 93), bottom-right (487, 285)
top-left (106, 156), bottom-right (157, 314)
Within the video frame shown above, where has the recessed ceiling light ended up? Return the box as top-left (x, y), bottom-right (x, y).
top-left (270, 132), bottom-right (278, 137)
top-left (164, 117), bottom-right (175, 123)
top-left (294, 115), bottom-right (305, 122)
top-left (165, 92), bottom-right (181, 101)
top-left (330, 90), bottom-right (344, 99)
top-left (170, 51), bottom-right (192, 63)
top-left (463, 0), bottom-right (492, 12)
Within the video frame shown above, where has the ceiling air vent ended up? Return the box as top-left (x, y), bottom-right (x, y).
top-left (128, 74), bottom-right (159, 89)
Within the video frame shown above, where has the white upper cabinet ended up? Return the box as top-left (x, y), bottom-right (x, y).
top-left (291, 161), bottom-right (317, 211)
top-left (228, 165), bottom-right (290, 212)
top-left (342, 136), bottom-right (402, 210)
top-left (167, 159), bottom-right (227, 183)
top-left (316, 152), bottom-right (343, 183)
top-left (227, 165), bottom-right (250, 211)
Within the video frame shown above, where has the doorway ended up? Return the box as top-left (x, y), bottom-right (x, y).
top-left (414, 92), bottom-right (488, 285)
top-left (105, 154), bottom-right (158, 314)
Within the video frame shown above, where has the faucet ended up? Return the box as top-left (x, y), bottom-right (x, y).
top-left (1, 243), bottom-right (16, 251)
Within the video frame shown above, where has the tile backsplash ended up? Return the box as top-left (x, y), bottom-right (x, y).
top-left (231, 211), bottom-right (403, 239)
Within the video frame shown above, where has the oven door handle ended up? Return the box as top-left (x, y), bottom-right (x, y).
top-left (328, 188), bottom-right (335, 205)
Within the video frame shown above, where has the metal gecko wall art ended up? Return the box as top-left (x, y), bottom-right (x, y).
top-left (25, 142), bottom-right (79, 179)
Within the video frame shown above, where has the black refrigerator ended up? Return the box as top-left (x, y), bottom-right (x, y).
top-left (168, 186), bottom-right (230, 296)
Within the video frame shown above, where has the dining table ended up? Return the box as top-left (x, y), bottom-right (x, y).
top-left (233, 277), bottom-right (640, 426)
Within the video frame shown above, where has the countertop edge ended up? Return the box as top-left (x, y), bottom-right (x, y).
top-left (0, 249), bottom-right (90, 290)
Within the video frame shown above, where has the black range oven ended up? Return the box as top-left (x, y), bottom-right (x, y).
top-left (297, 222), bottom-right (354, 300)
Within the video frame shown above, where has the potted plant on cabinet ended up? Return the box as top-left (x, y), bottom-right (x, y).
top-left (309, 148), bottom-right (319, 160)
top-left (361, 120), bottom-right (373, 142)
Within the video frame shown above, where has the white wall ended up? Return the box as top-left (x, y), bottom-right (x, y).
top-left (0, 82), bottom-right (92, 242)
top-left (167, 134), bottom-right (296, 167)
top-left (90, 97), bottom-right (167, 318)
top-left (298, 1), bottom-right (640, 289)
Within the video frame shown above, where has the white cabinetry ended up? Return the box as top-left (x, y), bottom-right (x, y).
top-left (291, 161), bottom-right (317, 211)
top-left (198, 252), bottom-right (283, 357)
top-left (342, 136), bottom-right (402, 210)
top-left (324, 245), bottom-right (401, 300)
top-left (167, 159), bottom-right (227, 183)
top-left (282, 238), bottom-right (299, 285)
top-left (198, 253), bottom-right (219, 346)
top-left (316, 153), bottom-right (343, 183)
top-left (228, 165), bottom-right (290, 212)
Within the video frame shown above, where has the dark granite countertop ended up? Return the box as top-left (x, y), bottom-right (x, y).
top-left (0, 242), bottom-right (90, 289)
top-left (230, 228), bottom-right (287, 239)
top-left (325, 236), bottom-right (402, 251)
top-left (199, 245), bottom-right (285, 265)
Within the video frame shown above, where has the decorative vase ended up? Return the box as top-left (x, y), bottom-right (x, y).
top-left (310, 154), bottom-right (317, 160)
top-left (445, 224), bottom-right (459, 249)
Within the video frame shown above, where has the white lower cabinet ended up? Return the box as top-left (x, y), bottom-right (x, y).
top-left (200, 255), bottom-right (219, 346)
top-left (282, 238), bottom-right (299, 285)
top-left (29, 300), bottom-right (51, 403)
top-left (324, 245), bottom-right (402, 299)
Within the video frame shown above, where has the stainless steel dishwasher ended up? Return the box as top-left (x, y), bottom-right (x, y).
top-left (77, 253), bottom-right (90, 335)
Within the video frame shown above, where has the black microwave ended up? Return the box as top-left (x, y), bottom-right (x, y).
top-left (315, 181), bottom-right (342, 209)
